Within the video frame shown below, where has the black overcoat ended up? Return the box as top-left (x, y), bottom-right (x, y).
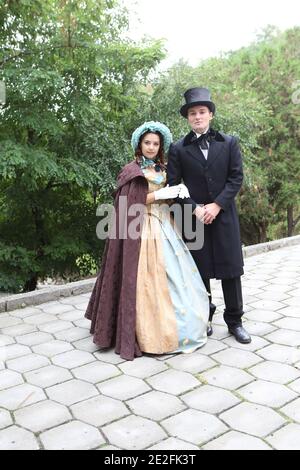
top-left (167, 129), bottom-right (244, 280)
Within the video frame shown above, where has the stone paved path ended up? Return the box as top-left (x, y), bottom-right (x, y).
top-left (0, 244), bottom-right (300, 450)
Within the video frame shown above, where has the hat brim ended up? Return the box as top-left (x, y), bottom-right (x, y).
top-left (180, 101), bottom-right (215, 117)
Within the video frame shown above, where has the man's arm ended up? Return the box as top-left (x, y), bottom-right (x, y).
top-left (167, 143), bottom-right (198, 212)
top-left (214, 136), bottom-right (243, 211)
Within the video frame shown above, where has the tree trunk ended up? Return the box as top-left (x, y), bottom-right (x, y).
top-left (287, 205), bottom-right (294, 237)
top-left (23, 275), bottom-right (38, 292)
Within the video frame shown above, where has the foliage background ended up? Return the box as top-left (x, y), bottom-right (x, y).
top-left (0, 1), bottom-right (299, 293)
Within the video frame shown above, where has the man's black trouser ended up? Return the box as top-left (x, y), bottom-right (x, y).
top-left (202, 277), bottom-right (244, 328)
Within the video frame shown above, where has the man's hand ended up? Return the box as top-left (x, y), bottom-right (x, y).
top-left (203, 203), bottom-right (221, 224)
top-left (193, 205), bottom-right (205, 221)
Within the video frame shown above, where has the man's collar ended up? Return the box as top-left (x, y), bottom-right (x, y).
top-left (183, 128), bottom-right (225, 147)
top-left (194, 126), bottom-right (210, 138)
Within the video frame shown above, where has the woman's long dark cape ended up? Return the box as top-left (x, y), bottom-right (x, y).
top-left (85, 161), bottom-right (148, 360)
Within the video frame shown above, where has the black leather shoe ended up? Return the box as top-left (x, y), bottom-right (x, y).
top-left (210, 303), bottom-right (216, 317)
top-left (207, 321), bottom-right (213, 337)
top-left (228, 325), bottom-right (251, 344)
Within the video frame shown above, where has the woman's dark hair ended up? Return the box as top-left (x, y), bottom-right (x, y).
top-left (135, 131), bottom-right (166, 170)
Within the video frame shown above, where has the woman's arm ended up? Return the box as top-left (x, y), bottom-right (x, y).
top-left (146, 192), bottom-right (156, 204)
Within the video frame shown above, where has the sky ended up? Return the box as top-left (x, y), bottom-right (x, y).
top-left (125, 0), bottom-right (299, 67)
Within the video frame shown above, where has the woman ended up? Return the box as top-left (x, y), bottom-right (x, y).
top-left (85, 121), bottom-right (209, 360)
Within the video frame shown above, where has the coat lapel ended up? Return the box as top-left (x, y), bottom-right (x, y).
top-left (182, 129), bottom-right (226, 169)
top-left (186, 143), bottom-right (207, 167)
top-left (206, 140), bottom-right (225, 168)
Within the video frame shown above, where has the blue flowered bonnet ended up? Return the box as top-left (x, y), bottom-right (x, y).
top-left (131, 121), bottom-right (173, 154)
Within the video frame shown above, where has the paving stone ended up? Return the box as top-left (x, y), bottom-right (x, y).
top-left (97, 445), bottom-right (121, 451)
top-left (119, 356), bottom-right (168, 378)
top-left (25, 365), bottom-right (72, 388)
top-left (103, 415), bottom-right (167, 450)
top-left (0, 425), bottom-right (39, 450)
top-left (72, 337), bottom-right (101, 353)
top-left (98, 375), bottom-right (150, 400)
top-left (1, 323), bottom-right (37, 337)
top-left (0, 335), bottom-right (15, 346)
top-left (270, 277), bottom-right (298, 286)
top-left (58, 310), bottom-right (85, 322)
top-left (223, 335), bottom-right (270, 351)
top-left (266, 424), bottom-right (300, 450)
top-left (0, 316), bottom-right (22, 329)
top-left (281, 298), bottom-right (300, 308)
top-left (0, 409), bottom-right (13, 429)
top-left (39, 320), bottom-right (74, 333)
top-left (74, 318), bottom-right (91, 328)
top-left (261, 284), bottom-right (292, 293)
top-left (238, 380), bottom-right (297, 407)
top-left (208, 324), bottom-right (231, 340)
top-left (0, 370), bottom-right (24, 391)
top-left (127, 391), bottom-right (186, 420)
top-left (149, 438), bottom-right (199, 450)
top-left (54, 327), bottom-right (90, 342)
top-left (52, 350), bottom-right (96, 368)
top-left (273, 317), bottom-right (300, 331)
top-left (73, 302), bottom-right (89, 311)
top-left (288, 378), bottom-right (300, 394)
top-left (16, 332), bottom-right (53, 346)
top-left (182, 385), bottom-right (240, 414)
top-left (290, 289), bottom-right (300, 297)
top-left (256, 290), bottom-right (291, 301)
top-left (94, 350), bottom-right (126, 365)
top-left (71, 395), bottom-right (129, 426)
top-left (244, 310), bottom-right (283, 323)
top-left (14, 400), bottom-right (72, 432)
top-left (9, 307), bottom-right (42, 319)
top-left (200, 365), bottom-right (254, 390)
top-left (195, 339), bottom-right (227, 355)
top-left (211, 348), bottom-right (263, 369)
top-left (40, 303), bottom-right (73, 315)
top-left (24, 313), bottom-right (56, 325)
top-left (165, 354), bottom-right (216, 374)
top-left (162, 409), bottom-right (228, 445)
top-left (146, 369), bottom-right (199, 395)
top-left (242, 321), bottom-right (277, 336)
top-left (60, 295), bottom-right (89, 305)
top-left (32, 340), bottom-right (74, 357)
top-left (248, 361), bottom-right (300, 384)
top-left (0, 383), bottom-right (46, 410)
top-left (265, 329), bottom-right (300, 347)
top-left (220, 402), bottom-right (286, 437)
top-left (6, 354), bottom-right (50, 373)
top-left (280, 398), bottom-right (300, 423)
top-left (4, 344), bottom-right (31, 361)
top-left (275, 306), bottom-right (300, 318)
top-left (72, 361), bottom-right (120, 383)
top-left (249, 300), bottom-right (286, 311)
top-left (40, 421), bottom-right (104, 450)
top-left (256, 344), bottom-right (300, 365)
top-left (46, 379), bottom-right (98, 406)
top-left (202, 431), bottom-right (272, 450)
top-left (242, 287), bottom-right (264, 297)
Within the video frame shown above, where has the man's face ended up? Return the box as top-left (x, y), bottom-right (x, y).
top-left (187, 105), bottom-right (213, 134)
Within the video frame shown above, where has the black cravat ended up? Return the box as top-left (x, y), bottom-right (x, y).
top-left (193, 131), bottom-right (209, 150)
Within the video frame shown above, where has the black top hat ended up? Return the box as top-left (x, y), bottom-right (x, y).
top-left (180, 87), bottom-right (215, 117)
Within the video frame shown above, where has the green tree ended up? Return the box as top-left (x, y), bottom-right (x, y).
top-left (0, 0), bottom-right (164, 292)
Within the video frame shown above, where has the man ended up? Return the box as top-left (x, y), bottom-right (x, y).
top-left (167, 87), bottom-right (251, 344)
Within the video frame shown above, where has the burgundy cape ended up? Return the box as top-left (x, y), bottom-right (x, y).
top-left (85, 161), bottom-right (148, 360)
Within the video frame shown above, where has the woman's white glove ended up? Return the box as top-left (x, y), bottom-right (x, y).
top-left (154, 184), bottom-right (181, 200)
top-left (178, 183), bottom-right (190, 199)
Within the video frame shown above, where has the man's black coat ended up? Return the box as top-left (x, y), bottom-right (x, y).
top-left (167, 129), bottom-right (244, 280)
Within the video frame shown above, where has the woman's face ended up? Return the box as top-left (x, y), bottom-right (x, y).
top-left (140, 132), bottom-right (161, 159)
